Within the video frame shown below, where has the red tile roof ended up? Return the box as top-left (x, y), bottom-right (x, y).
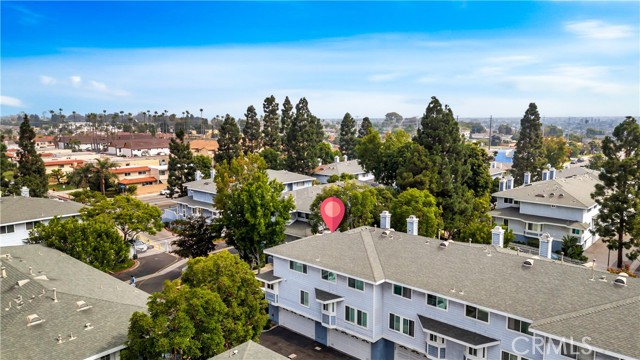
top-left (111, 166), bottom-right (150, 174)
top-left (118, 176), bottom-right (157, 185)
top-left (44, 159), bottom-right (85, 166)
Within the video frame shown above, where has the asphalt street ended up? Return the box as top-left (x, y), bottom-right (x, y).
top-left (113, 252), bottom-right (179, 281)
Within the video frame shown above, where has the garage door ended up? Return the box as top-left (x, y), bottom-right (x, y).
top-left (328, 329), bottom-right (371, 360)
top-left (279, 309), bottom-right (315, 339)
top-left (394, 344), bottom-right (428, 360)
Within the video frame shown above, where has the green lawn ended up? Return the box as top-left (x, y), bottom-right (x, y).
top-left (48, 183), bottom-right (78, 191)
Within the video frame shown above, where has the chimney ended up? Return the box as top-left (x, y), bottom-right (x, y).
top-left (542, 169), bottom-right (549, 181)
top-left (491, 226), bottom-right (505, 248)
top-left (523, 172), bottom-right (531, 185)
top-left (343, 155), bottom-right (348, 162)
top-left (195, 170), bottom-right (203, 181)
top-left (334, 155), bottom-right (340, 163)
top-left (549, 167), bottom-right (556, 180)
top-left (380, 211), bottom-right (391, 230)
top-left (210, 168), bottom-right (215, 180)
top-left (20, 186), bottom-right (30, 197)
top-left (505, 176), bottom-right (514, 190)
top-left (538, 233), bottom-right (554, 259)
top-left (52, 288), bottom-right (58, 303)
top-left (499, 179), bottom-right (506, 192)
top-left (491, 161), bottom-right (497, 169)
top-left (406, 215), bottom-right (418, 236)
top-left (1, 266), bottom-right (6, 278)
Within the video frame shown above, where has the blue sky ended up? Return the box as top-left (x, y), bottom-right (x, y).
top-left (2, 1), bottom-right (639, 119)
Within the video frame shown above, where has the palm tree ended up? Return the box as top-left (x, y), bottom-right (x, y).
top-left (68, 163), bottom-right (94, 189)
top-left (94, 158), bottom-right (118, 195)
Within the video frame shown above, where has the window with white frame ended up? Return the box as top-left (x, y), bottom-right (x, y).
top-left (507, 317), bottom-right (532, 335)
top-left (560, 342), bottom-right (593, 360)
top-left (465, 347), bottom-right (487, 360)
top-left (348, 277), bottom-right (364, 291)
top-left (504, 198), bottom-right (513, 204)
top-left (465, 305), bottom-right (489, 322)
top-left (526, 223), bottom-right (542, 232)
top-left (265, 283), bottom-right (274, 290)
top-left (502, 351), bottom-right (529, 360)
top-left (321, 269), bottom-right (336, 282)
top-left (393, 284), bottom-right (412, 299)
top-left (322, 303), bottom-right (335, 313)
top-left (289, 261), bottom-right (307, 274)
top-left (572, 228), bottom-right (582, 235)
top-left (0, 225), bottom-right (15, 234)
top-left (388, 313), bottom-right (414, 337)
top-left (426, 294), bottom-right (448, 310)
top-left (25, 221), bottom-right (41, 230)
top-left (427, 334), bottom-right (446, 359)
top-left (345, 306), bottom-right (367, 328)
top-left (299, 290), bottom-right (309, 307)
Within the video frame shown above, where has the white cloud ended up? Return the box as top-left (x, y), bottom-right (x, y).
top-left (70, 75), bottom-right (82, 87)
top-left (0, 96), bottom-right (24, 107)
top-left (367, 73), bottom-right (404, 83)
top-left (565, 20), bottom-right (634, 40)
top-left (40, 75), bottom-right (56, 85)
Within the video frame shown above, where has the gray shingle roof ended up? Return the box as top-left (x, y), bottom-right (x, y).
top-left (184, 170), bottom-right (314, 195)
top-left (417, 315), bottom-right (499, 347)
top-left (265, 227), bottom-right (640, 357)
top-left (285, 183), bottom-right (335, 213)
top-left (492, 173), bottom-right (600, 208)
top-left (256, 270), bottom-right (282, 284)
top-left (0, 197), bottom-right (85, 226)
top-left (315, 288), bottom-right (343, 302)
top-left (173, 196), bottom-right (214, 209)
top-left (1, 245), bottom-right (149, 360)
top-left (489, 207), bottom-right (590, 230)
top-left (314, 160), bottom-right (366, 176)
top-left (208, 340), bottom-right (288, 360)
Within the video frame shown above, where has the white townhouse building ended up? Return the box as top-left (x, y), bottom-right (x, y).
top-left (258, 213), bottom-right (639, 360)
top-left (173, 169), bottom-right (315, 221)
top-left (490, 168), bottom-right (601, 251)
top-left (313, 157), bottom-right (375, 184)
top-left (0, 195), bottom-right (84, 247)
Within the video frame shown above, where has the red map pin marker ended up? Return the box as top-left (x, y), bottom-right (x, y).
top-left (320, 197), bottom-right (345, 233)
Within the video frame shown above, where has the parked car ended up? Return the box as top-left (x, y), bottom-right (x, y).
top-left (134, 240), bottom-right (148, 252)
top-left (160, 189), bottom-right (171, 195)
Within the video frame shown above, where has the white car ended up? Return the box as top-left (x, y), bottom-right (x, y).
top-left (160, 189), bottom-right (171, 195)
top-left (134, 240), bottom-right (148, 252)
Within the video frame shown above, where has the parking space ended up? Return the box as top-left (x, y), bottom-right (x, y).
top-left (260, 326), bottom-right (355, 360)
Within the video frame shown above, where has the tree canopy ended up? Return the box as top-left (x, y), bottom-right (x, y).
top-left (172, 215), bottom-right (217, 258)
top-left (339, 112), bottom-right (357, 159)
top-left (212, 154), bottom-right (294, 268)
top-left (15, 115), bottom-right (48, 197)
top-left (215, 114), bottom-right (242, 165)
top-left (261, 95), bottom-right (281, 150)
top-left (512, 103), bottom-right (546, 185)
top-left (0, 134), bottom-right (17, 195)
top-left (241, 105), bottom-right (262, 154)
top-left (284, 98), bottom-right (323, 175)
top-left (591, 116), bottom-right (640, 267)
top-left (358, 116), bottom-right (372, 138)
top-left (543, 137), bottom-right (571, 169)
top-left (168, 129), bottom-right (195, 197)
top-left (390, 188), bottom-right (439, 237)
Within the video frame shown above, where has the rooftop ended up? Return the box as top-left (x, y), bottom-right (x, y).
top-left (184, 170), bottom-right (314, 195)
top-left (0, 197), bottom-right (84, 227)
top-left (314, 159), bottom-right (366, 176)
top-left (208, 340), bottom-right (288, 360)
top-left (0, 245), bottom-right (149, 359)
top-left (110, 166), bottom-right (151, 174)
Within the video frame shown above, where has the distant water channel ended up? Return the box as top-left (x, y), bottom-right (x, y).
top-left (493, 149), bottom-right (514, 163)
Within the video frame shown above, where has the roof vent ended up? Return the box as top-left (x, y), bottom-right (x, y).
top-left (613, 273), bottom-right (628, 287)
top-left (523, 258), bottom-right (534, 267)
top-left (549, 193), bottom-right (555, 198)
top-left (382, 230), bottom-right (390, 237)
top-left (33, 274), bottom-right (49, 280)
top-left (84, 323), bottom-right (94, 330)
top-left (76, 300), bottom-right (92, 311)
top-left (26, 314), bottom-right (45, 326)
top-left (558, 194), bottom-right (564, 198)
top-left (535, 194), bottom-right (546, 198)
top-left (16, 279), bottom-right (30, 287)
top-left (439, 241), bottom-right (449, 249)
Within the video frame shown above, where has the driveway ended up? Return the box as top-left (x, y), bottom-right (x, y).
top-left (260, 326), bottom-right (355, 360)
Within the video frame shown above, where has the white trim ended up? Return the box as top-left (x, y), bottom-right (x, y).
top-left (262, 253), bottom-right (377, 285)
top-left (344, 304), bottom-right (369, 329)
top-left (420, 327), bottom-right (500, 349)
top-left (347, 277), bottom-right (365, 292)
top-left (299, 290), bottom-right (310, 307)
top-left (321, 269), bottom-right (337, 283)
top-left (425, 293), bottom-right (449, 312)
top-left (84, 345), bottom-right (125, 360)
top-left (464, 304), bottom-right (491, 324)
top-left (505, 316), bottom-right (533, 336)
top-left (1, 213), bottom-right (81, 227)
top-left (392, 283), bottom-right (413, 300)
top-left (388, 313), bottom-right (416, 338)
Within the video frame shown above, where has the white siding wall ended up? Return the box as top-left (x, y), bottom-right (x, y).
top-left (191, 191), bottom-right (214, 204)
top-left (519, 202), bottom-right (585, 222)
top-left (1, 216), bottom-right (76, 247)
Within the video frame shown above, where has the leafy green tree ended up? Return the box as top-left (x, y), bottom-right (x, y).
top-left (15, 115), bottom-right (48, 197)
top-left (512, 103), bottom-right (546, 185)
top-left (591, 116), bottom-right (640, 267)
top-left (280, 96), bottom-right (293, 135)
top-left (497, 124), bottom-right (513, 135)
top-left (458, 196), bottom-right (493, 244)
top-left (82, 195), bottom-right (163, 242)
top-left (543, 137), bottom-right (571, 168)
top-left (356, 129), bottom-right (413, 186)
top-left (168, 129), bottom-right (195, 197)
top-left (358, 117), bottom-right (372, 138)
top-left (49, 168), bottom-right (66, 185)
top-left (1, 135), bottom-right (17, 194)
top-left (284, 98), bottom-right (323, 174)
top-left (390, 188), bottom-right (439, 237)
top-left (385, 112), bottom-right (403, 125)
top-left (261, 95), bottom-right (281, 149)
top-left (339, 112), bottom-right (357, 159)
top-left (212, 155), bottom-right (294, 268)
top-left (124, 281), bottom-right (226, 360)
top-left (241, 105), bottom-right (262, 154)
top-left (559, 235), bottom-right (588, 262)
top-left (68, 189), bottom-right (107, 205)
top-left (94, 158), bottom-right (118, 195)
top-left (193, 154), bottom-right (213, 178)
top-left (259, 148), bottom-right (285, 170)
top-left (67, 163), bottom-right (94, 190)
top-left (317, 141), bottom-right (339, 166)
top-left (182, 252), bottom-right (269, 348)
top-left (502, 225), bottom-right (515, 248)
top-left (215, 114), bottom-right (242, 165)
top-left (544, 124), bottom-right (564, 137)
top-left (28, 215), bottom-right (130, 272)
top-left (172, 215), bottom-right (217, 258)
top-left (463, 143), bottom-right (492, 197)
top-left (587, 153), bottom-right (605, 171)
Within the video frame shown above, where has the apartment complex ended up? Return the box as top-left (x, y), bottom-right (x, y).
top-left (259, 214), bottom-right (639, 360)
top-left (314, 157), bottom-right (374, 184)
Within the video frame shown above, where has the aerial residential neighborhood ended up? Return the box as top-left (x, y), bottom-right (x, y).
top-left (1, 1), bottom-right (639, 360)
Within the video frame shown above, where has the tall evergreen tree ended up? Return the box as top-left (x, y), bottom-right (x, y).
top-left (284, 98), bottom-right (323, 175)
top-left (339, 112), bottom-right (357, 159)
top-left (280, 96), bottom-right (293, 135)
top-left (0, 134), bottom-right (17, 195)
top-left (591, 116), bottom-right (640, 268)
top-left (358, 116), bottom-right (372, 138)
top-left (241, 105), bottom-right (261, 154)
top-left (511, 103), bottom-right (546, 185)
top-left (215, 114), bottom-right (242, 165)
top-left (16, 115), bottom-right (48, 197)
top-left (168, 129), bottom-right (195, 197)
top-left (261, 95), bottom-right (281, 149)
